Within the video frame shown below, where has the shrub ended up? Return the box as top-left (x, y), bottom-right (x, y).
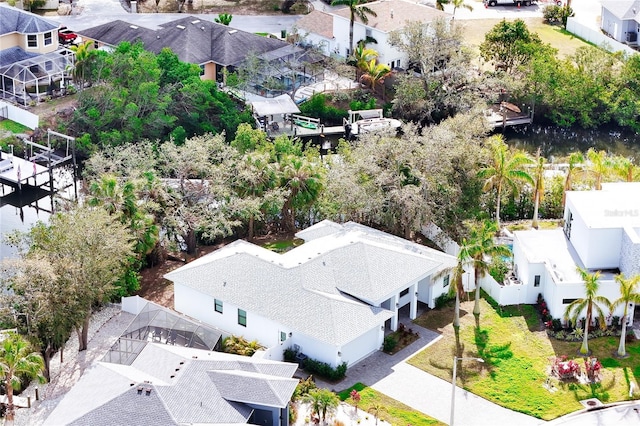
top-left (383, 335), bottom-right (398, 352)
top-left (298, 93), bottom-right (348, 125)
top-left (611, 316), bottom-right (620, 328)
top-left (303, 358), bottom-right (347, 381)
top-left (434, 292), bottom-right (454, 309)
top-left (552, 318), bottom-right (563, 332)
top-left (489, 255), bottom-right (510, 283)
top-left (284, 347), bottom-right (298, 362)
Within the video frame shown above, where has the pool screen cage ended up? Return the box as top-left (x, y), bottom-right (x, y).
top-left (0, 48), bottom-right (75, 105)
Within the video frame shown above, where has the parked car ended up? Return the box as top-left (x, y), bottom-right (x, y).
top-left (58, 26), bottom-right (77, 44)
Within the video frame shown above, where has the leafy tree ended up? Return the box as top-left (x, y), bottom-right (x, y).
top-left (530, 148), bottom-right (545, 229)
top-left (0, 333), bottom-right (45, 424)
top-left (389, 19), bottom-right (478, 123)
top-left (349, 389), bottom-right (361, 413)
top-left (611, 274), bottom-right (640, 357)
top-left (611, 54), bottom-right (640, 132)
top-left (479, 19), bottom-right (544, 74)
top-left (69, 41), bottom-right (98, 90)
top-left (467, 220), bottom-right (511, 318)
top-left (331, 0), bottom-right (378, 57)
top-left (478, 136), bottom-right (533, 227)
top-left (214, 13), bottom-right (233, 25)
top-left (565, 268), bottom-right (611, 355)
top-left (26, 206), bottom-right (134, 351)
top-left (612, 156), bottom-right (640, 182)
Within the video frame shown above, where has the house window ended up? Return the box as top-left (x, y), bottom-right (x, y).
top-left (27, 35), bottom-right (37, 48)
top-left (44, 32), bottom-right (52, 46)
top-left (199, 64), bottom-right (205, 76)
top-left (562, 298), bottom-right (577, 304)
top-left (399, 288), bottom-right (409, 297)
top-left (280, 331), bottom-right (287, 342)
top-left (238, 309), bottom-right (247, 327)
top-left (214, 299), bottom-right (223, 314)
top-left (534, 275), bottom-right (541, 287)
top-left (443, 275), bottom-right (450, 288)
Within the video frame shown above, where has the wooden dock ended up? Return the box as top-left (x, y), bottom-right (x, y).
top-left (486, 107), bottom-right (534, 129)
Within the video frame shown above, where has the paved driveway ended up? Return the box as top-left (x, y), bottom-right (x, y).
top-left (316, 321), bottom-right (543, 426)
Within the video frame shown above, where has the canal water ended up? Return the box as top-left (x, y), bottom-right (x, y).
top-left (1, 125), bottom-right (639, 260)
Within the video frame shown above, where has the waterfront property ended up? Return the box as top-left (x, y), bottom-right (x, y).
top-left (164, 220), bottom-right (456, 368)
top-left (482, 182), bottom-right (640, 323)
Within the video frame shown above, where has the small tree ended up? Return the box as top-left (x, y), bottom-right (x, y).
top-left (368, 403), bottom-right (385, 426)
top-left (214, 13), bottom-right (233, 25)
top-left (0, 333), bottom-right (45, 424)
top-left (349, 389), bottom-right (361, 413)
top-left (611, 273), bottom-right (640, 357)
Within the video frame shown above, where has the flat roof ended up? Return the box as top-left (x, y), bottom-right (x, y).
top-left (566, 182), bottom-right (640, 229)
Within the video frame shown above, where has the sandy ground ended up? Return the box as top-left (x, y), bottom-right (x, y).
top-left (13, 306), bottom-right (134, 426)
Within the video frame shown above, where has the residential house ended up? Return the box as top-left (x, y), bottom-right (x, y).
top-left (77, 16), bottom-right (309, 92)
top-left (0, 4), bottom-right (74, 104)
top-left (44, 297), bottom-right (298, 426)
top-left (165, 220), bottom-right (456, 368)
top-left (482, 183), bottom-right (640, 324)
top-left (600, 0), bottom-right (640, 43)
top-left (295, 0), bottom-right (450, 68)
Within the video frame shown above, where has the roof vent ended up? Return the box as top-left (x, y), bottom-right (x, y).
top-left (228, 30), bottom-right (238, 34)
top-left (191, 20), bottom-right (201, 24)
top-left (156, 36), bottom-right (160, 39)
top-left (130, 25), bottom-right (139, 29)
top-left (137, 386), bottom-right (143, 395)
top-left (177, 25), bottom-right (186, 30)
top-left (145, 388), bottom-right (152, 396)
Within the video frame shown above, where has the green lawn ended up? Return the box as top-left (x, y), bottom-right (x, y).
top-left (410, 299), bottom-right (640, 420)
top-left (338, 383), bottom-right (444, 426)
top-left (0, 120), bottom-right (30, 134)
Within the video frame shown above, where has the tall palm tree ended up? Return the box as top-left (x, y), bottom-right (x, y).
top-left (612, 156), bottom-right (640, 182)
top-left (478, 135), bottom-right (533, 228)
top-left (562, 151), bottom-right (585, 209)
top-left (0, 333), bottom-right (45, 424)
top-left (451, 0), bottom-right (473, 17)
top-left (531, 148), bottom-right (545, 229)
top-left (69, 41), bottom-right (96, 90)
top-left (467, 220), bottom-right (512, 317)
top-left (359, 59), bottom-right (391, 99)
top-left (353, 43), bottom-right (378, 80)
top-left (565, 268), bottom-right (611, 355)
top-left (452, 240), bottom-right (472, 330)
top-left (278, 154), bottom-right (325, 232)
top-left (611, 274), bottom-right (640, 357)
top-left (331, 0), bottom-right (378, 57)
top-left (586, 148), bottom-right (612, 190)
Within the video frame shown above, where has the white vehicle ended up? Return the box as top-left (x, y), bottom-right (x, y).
top-left (483, 0), bottom-right (542, 6)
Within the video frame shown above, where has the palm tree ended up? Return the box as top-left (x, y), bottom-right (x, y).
top-left (367, 402), bottom-right (385, 426)
top-left (0, 333), bottom-right (45, 424)
top-left (353, 42), bottom-right (378, 80)
top-left (278, 154), bottom-right (325, 232)
top-left (531, 148), bottom-right (545, 229)
top-left (331, 0), bottom-right (378, 57)
top-left (562, 151), bottom-right (585, 209)
top-left (565, 267), bottom-right (611, 355)
top-left (214, 13), bottom-right (233, 25)
top-left (451, 0), bottom-right (473, 17)
top-left (303, 388), bottom-right (339, 424)
top-left (612, 156), bottom-right (640, 182)
top-left (359, 59), bottom-right (391, 99)
top-left (467, 221), bottom-right (512, 318)
top-left (435, 0), bottom-right (449, 11)
top-left (586, 148), bottom-right (612, 190)
top-left (478, 135), bottom-right (533, 228)
top-left (69, 41), bottom-right (96, 90)
top-left (452, 240), bottom-right (472, 330)
top-left (611, 274), bottom-right (640, 357)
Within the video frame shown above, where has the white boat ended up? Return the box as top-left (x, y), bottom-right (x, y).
top-left (346, 109), bottom-right (403, 136)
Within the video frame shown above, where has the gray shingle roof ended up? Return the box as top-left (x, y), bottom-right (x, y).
top-left (0, 46), bottom-right (38, 68)
top-left (601, 0), bottom-right (640, 19)
top-left (46, 344), bottom-right (299, 425)
top-left (0, 3), bottom-right (58, 36)
top-left (78, 16), bottom-right (292, 66)
top-left (166, 220), bottom-right (454, 345)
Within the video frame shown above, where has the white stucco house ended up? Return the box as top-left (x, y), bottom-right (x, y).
top-left (165, 220), bottom-right (456, 368)
top-left (601, 0), bottom-right (640, 43)
top-left (295, 0), bottom-right (450, 68)
top-left (483, 183), bottom-right (640, 324)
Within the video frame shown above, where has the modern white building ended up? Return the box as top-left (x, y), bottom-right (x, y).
top-left (165, 220), bottom-right (456, 368)
top-left (295, 0), bottom-right (450, 68)
top-left (483, 183), bottom-right (640, 323)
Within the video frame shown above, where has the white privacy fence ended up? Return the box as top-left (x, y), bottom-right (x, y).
top-left (0, 101), bottom-right (39, 130)
top-left (566, 17), bottom-right (636, 56)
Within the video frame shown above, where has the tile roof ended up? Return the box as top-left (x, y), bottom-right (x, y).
top-left (333, 0), bottom-right (450, 33)
top-left (601, 0), bottom-right (640, 19)
top-left (296, 10), bottom-right (335, 39)
top-left (46, 342), bottom-right (299, 425)
top-left (166, 220), bottom-right (454, 345)
top-left (78, 16), bottom-right (293, 66)
top-left (0, 3), bottom-right (58, 36)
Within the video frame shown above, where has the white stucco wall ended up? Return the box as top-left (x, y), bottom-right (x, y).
top-left (340, 325), bottom-right (382, 367)
top-left (600, 8), bottom-right (639, 42)
top-left (300, 32), bottom-right (335, 57)
top-left (545, 278), bottom-right (627, 323)
top-left (174, 283), bottom-right (291, 349)
top-left (585, 227), bottom-right (622, 269)
top-left (566, 201), bottom-right (590, 266)
top-left (620, 227), bottom-right (640, 276)
top-left (289, 332), bottom-right (338, 367)
top-left (331, 16), bottom-right (405, 67)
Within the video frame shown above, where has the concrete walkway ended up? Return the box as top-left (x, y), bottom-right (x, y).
top-left (317, 320), bottom-right (543, 426)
